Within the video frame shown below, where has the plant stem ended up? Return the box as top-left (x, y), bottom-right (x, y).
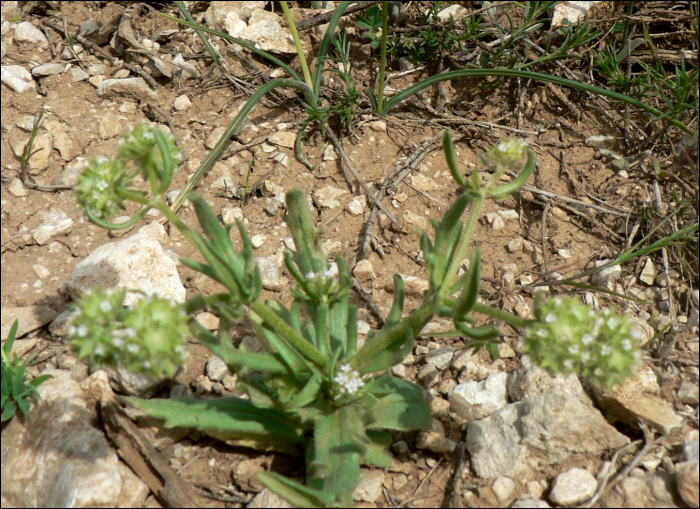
top-left (281, 1), bottom-right (314, 91)
top-left (377, 1), bottom-right (388, 113)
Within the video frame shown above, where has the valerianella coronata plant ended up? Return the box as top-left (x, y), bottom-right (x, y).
top-left (520, 296), bottom-right (643, 388)
top-left (69, 287), bottom-right (189, 379)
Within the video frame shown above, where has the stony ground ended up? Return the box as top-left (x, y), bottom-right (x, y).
top-left (1, 2), bottom-right (698, 508)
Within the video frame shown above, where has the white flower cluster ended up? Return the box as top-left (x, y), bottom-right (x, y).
top-left (333, 364), bottom-right (365, 396)
top-left (306, 267), bottom-right (338, 281)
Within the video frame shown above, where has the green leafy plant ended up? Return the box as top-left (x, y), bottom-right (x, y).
top-left (8, 110), bottom-right (45, 183)
top-left (1, 320), bottom-right (52, 422)
top-left (70, 121), bottom-right (644, 506)
top-left (355, 4), bottom-right (384, 50)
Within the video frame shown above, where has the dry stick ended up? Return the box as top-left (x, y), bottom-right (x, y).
top-left (580, 424), bottom-right (656, 508)
top-left (358, 133), bottom-right (444, 260)
top-left (352, 279), bottom-right (386, 327)
top-left (451, 443), bottom-right (466, 508)
top-left (296, 1), bottom-right (382, 30)
top-left (653, 180), bottom-right (679, 362)
top-left (42, 19), bottom-right (158, 91)
top-left (326, 129), bottom-right (403, 229)
top-left (540, 198), bottom-right (551, 278)
top-left (403, 457), bottom-right (443, 507)
top-left (517, 182), bottom-right (633, 218)
top-left (101, 396), bottom-right (206, 507)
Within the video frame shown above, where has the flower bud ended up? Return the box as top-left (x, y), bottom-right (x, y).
top-left (74, 156), bottom-right (131, 221)
top-left (483, 138), bottom-right (528, 170)
top-left (521, 297), bottom-right (642, 388)
top-left (118, 124), bottom-right (183, 176)
top-left (70, 287), bottom-right (190, 379)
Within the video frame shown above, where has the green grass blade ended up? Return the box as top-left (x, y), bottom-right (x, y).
top-left (379, 69), bottom-right (693, 135)
top-left (173, 1), bottom-right (221, 64)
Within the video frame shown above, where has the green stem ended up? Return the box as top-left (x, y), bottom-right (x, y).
top-left (471, 302), bottom-right (533, 328)
top-left (379, 68), bottom-right (693, 135)
top-left (249, 300), bottom-right (328, 370)
top-left (377, 1), bottom-right (388, 113)
top-left (281, 1), bottom-right (313, 91)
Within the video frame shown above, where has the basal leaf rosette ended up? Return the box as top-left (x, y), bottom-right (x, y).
top-left (70, 287), bottom-right (189, 379)
top-left (521, 297), bottom-right (643, 388)
top-left (74, 155), bottom-right (132, 221)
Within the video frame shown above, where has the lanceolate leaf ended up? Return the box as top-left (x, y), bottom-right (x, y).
top-left (306, 407), bottom-right (363, 505)
top-left (365, 377), bottom-right (432, 431)
top-left (122, 396), bottom-right (308, 452)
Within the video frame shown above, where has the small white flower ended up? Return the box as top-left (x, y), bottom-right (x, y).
top-left (94, 344), bottom-right (105, 357)
top-left (112, 337), bottom-right (125, 348)
top-left (127, 343), bottom-right (140, 354)
top-left (124, 327), bottom-right (136, 338)
top-left (545, 313), bottom-right (557, 323)
top-left (334, 364), bottom-right (365, 396)
top-left (606, 317), bottom-right (619, 329)
top-left (144, 130), bottom-right (155, 140)
top-left (100, 300), bottom-right (112, 313)
top-left (96, 180), bottom-right (109, 191)
top-left (600, 344), bottom-right (611, 356)
top-left (568, 344), bottom-right (580, 355)
top-left (77, 324), bottom-right (89, 337)
top-left (96, 156), bottom-right (108, 164)
top-left (582, 333), bottom-right (594, 346)
top-left (622, 339), bottom-right (632, 351)
top-left (564, 359), bottom-right (574, 370)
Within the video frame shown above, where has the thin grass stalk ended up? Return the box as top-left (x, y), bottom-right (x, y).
top-left (377, 1), bottom-right (388, 113)
top-left (280, 1), bottom-right (313, 90)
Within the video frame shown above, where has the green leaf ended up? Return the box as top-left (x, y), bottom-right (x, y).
top-left (4, 319), bottom-right (19, 354)
top-left (383, 274), bottom-right (405, 330)
top-left (452, 248), bottom-right (482, 320)
top-left (306, 407), bottom-right (363, 505)
top-left (489, 149), bottom-right (536, 198)
top-left (258, 471), bottom-right (332, 508)
top-left (443, 130), bottom-right (469, 187)
top-left (1, 400), bottom-right (17, 422)
top-left (285, 188), bottom-right (327, 276)
top-left (455, 321), bottom-right (501, 340)
top-left (122, 396), bottom-right (308, 454)
top-left (190, 320), bottom-right (288, 373)
top-left (284, 371), bottom-right (323, 412)
top-left (362, 430), bottom-right (394, 468)
top-left (365, 377), bottom-right (432, 431)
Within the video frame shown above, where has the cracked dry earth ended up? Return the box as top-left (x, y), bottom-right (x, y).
top-left (1, 2), bottom-right (698, 508)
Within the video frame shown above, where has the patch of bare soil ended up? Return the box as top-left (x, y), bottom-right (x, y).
top-left (1, 2), bottom-right (697, 508)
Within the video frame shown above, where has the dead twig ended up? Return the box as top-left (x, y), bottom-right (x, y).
top-left (101, 395), bottom-right (207, 508)
top-left (296, 1), bottom-right (382, 31)
top-left (326, 129), bottom-right (403, 230)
